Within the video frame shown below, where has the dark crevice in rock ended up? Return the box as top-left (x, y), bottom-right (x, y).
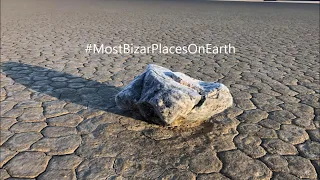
top-left (193, 95), bottom-right (206, 108)
top-left (138, 102), bottom-right (165, 126)
top-left (310, 160), bottom-right (320, 178)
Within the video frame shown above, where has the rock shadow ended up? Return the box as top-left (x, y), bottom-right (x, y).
top-left (1, 61), bottom-right (144, 121)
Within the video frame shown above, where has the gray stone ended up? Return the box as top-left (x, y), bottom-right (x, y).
top-left (0, 147), bottom-right (17, 167)
top-left (3, 132), bottom-right (42, 151)
top-left (189, 148), bottom-right (222, 173)
top-left (2, 108), bottom-right (24, 118)
top-left (298, 141), bottom-right (320, 160)
top-left (115, 64), bottom-right (233, 126)
top-left (0, 168), bottom-right (10, 179)
top-left (259, 119), bottom-right (281, 130)
top-left (308, 129), bottom-right (320, 142)
top-left (272, 172), bottom-right (300, 180)
top-left (262, 139), bottom-right (298, 155)
top-left (17, 107), bottom-right (45, 122)
top-left (47, 155), bottom-right (82, 170)
top-left (262, 155), bottom-right (289, 172)
top-left (278, 125), bottom-right (309, 145)
top-left (285, 156), bottom-right (317, 179)
top-left (212, 133), bottom-right (237, 152)
top-left (41, 126), bottom-right (77, 137)
top-left (237, 123), bottom-right (262, 134)
top-left (256, 128), bottom-right (277, 138)
top-left (220, 150), bottom-right (272, 180)
top-left (238, 109), bottom-right (268, 123)
top-left (38, 170), bottom-right (76, 180)
top-left (15, 101), bottom-right (41, 108)
top-left (10, 122), bottom-right (47, 133)
top-left (0, 101), bottom-right (17, 116)
top-left (4, 152), bottom-right (50, 178)
top-left (197, 173), bottom-right (229, 180)
top-left (46, 114), bottom-right (83, 127)
top-left (76, 157), bottom-right (116, 180)
top-left (234, 99), bottom-right (256, 110)
top-left (234, 134), bottom-right (266, 158)
top-left (43, 101), bottom-right (69, 118)
top-left (158, 169), bottom-right (196, 180)
top-left (0, 131), bottom-right (14, 146)
top-left (31, 135), bottom-right (81, 155)
top-left (0, 118), bottom-right (17, 130)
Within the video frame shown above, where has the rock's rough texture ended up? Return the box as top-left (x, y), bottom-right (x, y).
top-left (220, 150), bottom-right (272, 180)
top-left (4, 152), bottom-right (50, 178)
top-left (0, 148), bottom-right (17, 168)
top-left (31, 135), bottom-right (81, 155)
top-left (38, 170), bottom-right (76, 180)
top-left (298, 141), bottom-right (320, 160)
top-left (0, 168), bottom-right (10, 179)
top-left (262, 139), bottom-right (298, 155)
top-left (115, 64), bottom-right (233, 126)
top-left (3, 132), bottom-right (43, 151)
top-left (262, 155), bottom-right (289, 172)
top-left (189, 148), bottom-right (222, 173)
top-left (285, 156), bottom-right (317, 179)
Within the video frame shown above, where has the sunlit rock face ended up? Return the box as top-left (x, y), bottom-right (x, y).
top-left (115, 64), bottom-right (233, 126)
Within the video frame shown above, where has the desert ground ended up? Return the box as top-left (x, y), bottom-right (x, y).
top-left (0, 0), bottom-right (319, 179)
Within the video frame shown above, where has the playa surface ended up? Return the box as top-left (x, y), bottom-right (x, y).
top-left (1, 0), bottom-right (319, 179)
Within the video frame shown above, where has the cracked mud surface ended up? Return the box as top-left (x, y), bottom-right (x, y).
top-left (1, 0), bottom-right (319, 179)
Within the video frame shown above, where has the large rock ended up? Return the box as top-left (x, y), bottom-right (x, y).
top-left (115, 64), bottom-right (233, 126)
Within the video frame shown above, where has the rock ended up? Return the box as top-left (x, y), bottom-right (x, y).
top-left (212, 133), bottom-right (237, 152)
top-left (238, 109), bottom-right (268, 123)
top-left (262, 155), bottom-right (289, 172)
top-left (0, 131), bottom-right (14, 146)
top-left (189, 148), bottom-right (222, 173)
top-left (76, 157), bottom-right (116, 180)
top-left (4, 152), bottom-right (50, 178)
top-left (298, 141), bottom-right (320, 160)
top-left (158, 169), bottom-right (196, 180)
top-left (47, 155), bottom-right (82, 170)
top-left (237, 123), bottom-right (262, 134)
top-left (268, 110), bottom-right (295, 124)
top-left (46, 114), bottom-right (83, 127)
top-left (256, 128), bottom-right (277, 138)
top-left (0, 118), bottom-right (17, 130)
top-left (17, 107), bottom-right (45, 122)
top-left (293, 118), bottom-right (315, 129)
top-left (2, 108), bottom-right (24, 119)
top-left (234, 99), bottom-right (256, 110)
top-left (15, 101), bottom-right (42, 108)
top-left (259, 119), bottom-right (281, 130)
top-left (285, 156), bottom-right (317, 179)
top-left (197, 173), bottom-right (229, 180)
top-left (3, 132), bottom-right (43, 151)
top-left (0, 168), bottom-right (10, 179)
top-left (38, 170), bottom-right (76, 180)
top-left (234, 134), bottom-right (266, 158)
top-left (278, 125), bottom-right (309, 145)
top-left (0, 148), bottom-right (17, 167)
top-left (220, 150), bottom-right (272, 180)
top-left (115, 64), bottom-right (233, 126)
top-left (31, 135), bottom-right (81, 155)
top-left (0, 101), bottom-right (17, 116)
top-left (10, 122), bottom-right (47, 133)
top-left (41, 126), bottom-right (77, 137)
top-left (308, 129), bottom-right (320, 142)
top-left (272, 172), bottom-right (300, 180)
top-left (262, 139), bottom-right (298, 155)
